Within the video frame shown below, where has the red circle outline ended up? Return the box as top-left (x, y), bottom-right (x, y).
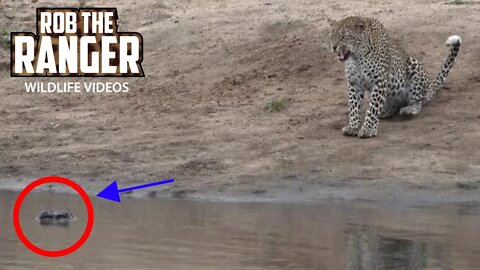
top-left (13, 176), bottom-right (94, 257)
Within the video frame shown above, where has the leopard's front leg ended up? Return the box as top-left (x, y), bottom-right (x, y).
top-left (359, 70), bottom-right (387, 139)
top-left (342, 66), bottom-right (364, 137)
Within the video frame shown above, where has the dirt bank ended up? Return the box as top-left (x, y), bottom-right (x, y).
top-left (0, 0), bottom-right (479, 203)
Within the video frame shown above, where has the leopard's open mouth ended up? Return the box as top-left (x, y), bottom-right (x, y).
top-left (337, 49), bottom-right (350, 62)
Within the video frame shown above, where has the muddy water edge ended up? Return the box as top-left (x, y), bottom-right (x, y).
top-left (0, 190), bottom-right (479, 270)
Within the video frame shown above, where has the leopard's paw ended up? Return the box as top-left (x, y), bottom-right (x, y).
top-left (342, 125), bottom-right (360, 137)
top-left (358, 125), bottom-right (377, 139)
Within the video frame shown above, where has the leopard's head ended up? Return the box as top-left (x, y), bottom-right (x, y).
top-left (328, 16), bottom-right (369, 62)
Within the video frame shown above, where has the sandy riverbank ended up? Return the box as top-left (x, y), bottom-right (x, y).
top-left (0, 0), bottom-right (479, 204)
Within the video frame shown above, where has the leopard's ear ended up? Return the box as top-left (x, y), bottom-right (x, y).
top-left (327, 18), bottom-right (337, 27)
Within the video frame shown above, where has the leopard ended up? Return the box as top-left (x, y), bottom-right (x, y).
top-left (328, 16), bottom-right (461, 138)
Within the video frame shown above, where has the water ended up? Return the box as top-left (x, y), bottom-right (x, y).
top-left (0, 190), bottom-right (479, 270)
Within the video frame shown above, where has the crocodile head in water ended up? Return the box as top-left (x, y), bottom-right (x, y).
top-left (36, 208), bottom-right (76, 226)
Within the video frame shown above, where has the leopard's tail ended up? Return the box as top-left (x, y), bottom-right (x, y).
top-left (424, 35), bottom-right (462, 103)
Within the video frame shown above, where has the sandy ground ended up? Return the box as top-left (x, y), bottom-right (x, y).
top-left (0, 0), bottom-right (479, 202)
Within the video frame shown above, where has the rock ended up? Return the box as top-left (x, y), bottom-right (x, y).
top-left (233, 75), bottom-right (244, 85)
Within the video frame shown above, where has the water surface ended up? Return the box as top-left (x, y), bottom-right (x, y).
top-left (0, 190), bottom-right (479, 269)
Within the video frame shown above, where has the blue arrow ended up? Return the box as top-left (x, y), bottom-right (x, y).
top-left (96, 179), bottom-right (174, 203)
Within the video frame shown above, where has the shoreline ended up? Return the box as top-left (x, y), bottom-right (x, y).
top-left (2, 176), bottom-right (479, 206)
